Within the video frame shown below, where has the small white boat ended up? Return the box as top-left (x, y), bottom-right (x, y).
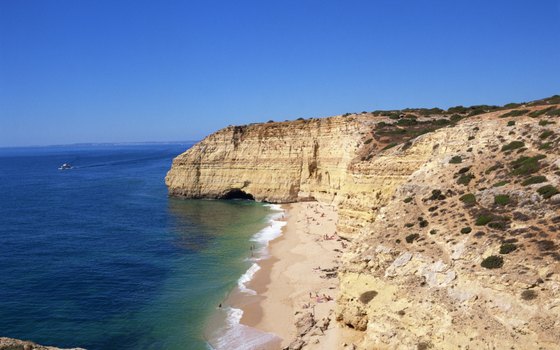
top-left (58, 163), bottom-right (73, 170)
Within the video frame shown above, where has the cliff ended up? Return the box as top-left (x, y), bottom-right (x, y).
top-left (167, 96), bottom-right (560, 349)
top-left (166, 115), bottom-right (370, 204)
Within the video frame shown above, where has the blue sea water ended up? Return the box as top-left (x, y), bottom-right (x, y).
top-left (0, 144), bottom-right (276, 350)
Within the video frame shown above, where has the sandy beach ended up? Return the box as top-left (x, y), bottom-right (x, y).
top-left (239, 202), bottom-right (353, 349)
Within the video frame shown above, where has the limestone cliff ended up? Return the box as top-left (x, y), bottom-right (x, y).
top-left (166, 116), bottom-right (371, 203)
top-left (167, 97), bottom-right (560, 349)
top-left (337, 113), bottom-right (560, 349)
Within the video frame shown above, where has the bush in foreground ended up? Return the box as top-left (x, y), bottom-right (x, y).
top-left (405, 233), bottom-right (420, 243)
top-left (481, 255), bottom-right (504, 269)
top-left (521, 290), bottom-right (537, 301)
top-left (449, 155), bottom-right (463, 164)
top-left (510, 155), bottom-right (546, 176)
top-left (459, 193), bottom-right (476, 205)
top-left (476, 215), bottom-right (493, 226)
top-left (537, 185), bottom-right (559, 199)
top-left (522, 176), bottom-right (547, 186)
top-left (501, 141), bottom-right (525, 152)
top-left (457, 173), bottom-right (475, 186)
top-left (494, 194), bottom-right (510, 205)
top-left (500, 243), bottom-right (517, 254)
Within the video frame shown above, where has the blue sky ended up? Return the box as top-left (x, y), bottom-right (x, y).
top-left (1, 0), bottom-right (559, 147)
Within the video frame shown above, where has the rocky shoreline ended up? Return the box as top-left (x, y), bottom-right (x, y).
top-left (0, 337), bottom-right (84, 350)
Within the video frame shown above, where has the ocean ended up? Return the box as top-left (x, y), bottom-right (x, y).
top-left (0, 144), bottom-right (282, 350)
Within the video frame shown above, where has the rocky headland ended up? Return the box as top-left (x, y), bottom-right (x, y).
top-left (167, 96), bottom-right (560, 349)
top-left (0, 337), bottom-right (84, 350)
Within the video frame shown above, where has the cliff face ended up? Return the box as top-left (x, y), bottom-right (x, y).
top-left (167, 100), bottom-right (560, 349)
top-left (337, 114), bottom-right (560, 349)
top-left (166, 116), bottom-right (370, 204)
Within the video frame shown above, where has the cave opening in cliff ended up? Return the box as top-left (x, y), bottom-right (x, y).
top-left (221, 189), bottom-right (255, 200)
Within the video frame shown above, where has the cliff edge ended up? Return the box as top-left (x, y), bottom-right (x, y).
top-left (167, 96), bottom-right (560, 349)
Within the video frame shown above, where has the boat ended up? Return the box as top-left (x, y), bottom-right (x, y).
top-left (58, 163), bottom-right (73, 170)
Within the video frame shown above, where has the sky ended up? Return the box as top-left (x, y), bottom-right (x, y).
top-left (0, 0), bottom-right (559, 147)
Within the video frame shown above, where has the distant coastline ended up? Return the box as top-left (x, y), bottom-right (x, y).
top-left (0, 140), bottom-right (199, 150)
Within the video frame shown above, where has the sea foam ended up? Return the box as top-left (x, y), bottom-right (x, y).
top-left (209, 307), bottom-right (281, 350)
top-left (208, 204), bottom-right (286, 349)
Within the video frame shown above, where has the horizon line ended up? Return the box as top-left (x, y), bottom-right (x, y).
top-left (0, 140), bottom-right (199, 149)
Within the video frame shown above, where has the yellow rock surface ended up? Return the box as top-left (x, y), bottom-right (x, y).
top-left (167, 104), bottom-right (560, 349)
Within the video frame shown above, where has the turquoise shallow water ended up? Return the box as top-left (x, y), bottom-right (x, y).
top-left (0, 144), bottom-right (273, 349)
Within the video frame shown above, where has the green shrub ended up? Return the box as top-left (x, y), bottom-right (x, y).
top-left (404, 197), bottom-right (413, 203)
top-left (500, 109), bottom-right (529, 118)
top-left (493, 181), bottom-right (508, 187)
top-left (494, 194), bottom-right (510, 205)
top-left (447, 106), bottom-right (468, 114)
top-left (500, 243), bottom-right (517, 254)
top-left (450, 114), bottom-right (463, 122)
top-left (538, 119), bottom-right (555, 126)
top-left (429, 189), bottom-right (446, 200)
top-left (521, 290), bottom-right (537, 300)
top-left (405, 223), bottom-right (414, 228)
top-left (433, 118), bottom-right (451, 126)
top-left (507, 121), bottom-right (516, 126)
top-left (481, 255), bottom-right (504, 269)
top-left (467, 105), bottom-right (500, 116)
top-left (539, 142), bottom-right (552, 150)
top-left (429, 229), bottom-right (437, 235)
top-left (537, 185), bottom-right (559, 199)
top-left (539, 130), bottom-right (554, 139)
top-left (476, 215), bottom-right (493, 226)
top-left (364, 138), bottom-right (373, 144)
top-left (461, 227), bottom-right (472, 234)
top-left (449, 156), bottom-right (463, 164)
top-left (528, 107), bottom-right (555, 117)
top-left (459, 193), bottom-right (476, 205)
top-left (457, 173), bottom-right (475, 185)
top-left (510, 155), bottom-right (546, 176)
top-left (503, 103), bottom-right (523, 109)
top-left (488, 221), bottom-right (506, 230)
top-left (501, 141), bottom-right (525, 152)
top-left (485, 163), bottom-right (503, 174)
top-left (405, 233), bottom-right (420, 243)
top-left (522, 176), bottom-right (547, 186)
top-left (397, 118), bottom-right (418, 126)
